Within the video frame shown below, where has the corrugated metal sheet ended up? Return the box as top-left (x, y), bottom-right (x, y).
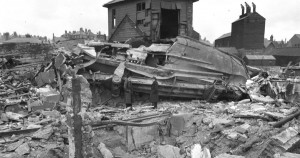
top-left (165, 36), bottom-right (249, 84)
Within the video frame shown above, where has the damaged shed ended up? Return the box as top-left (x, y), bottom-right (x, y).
top-left (103, 0), bottom-right (200, 42)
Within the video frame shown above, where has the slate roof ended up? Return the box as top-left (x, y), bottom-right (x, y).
top-left (233, 12), bottom-right (265, 23)
top-left (216, 33), bottom-right (231, 40)
top-left (244, 55), bottom-right (275, 60)
top-left (3, 38), bottom-right (42, 44)
top-left (103, 0), bottom-right (199, 7)
top-left (103, 0), bottom-right (125, 7)
top-left (264, 38), bottom-right (271, 48)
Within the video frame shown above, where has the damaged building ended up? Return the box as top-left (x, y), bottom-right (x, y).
top-left (103, 0), bottom-right (200, 42)
top-left (2, 1), bottom-right (300, 158)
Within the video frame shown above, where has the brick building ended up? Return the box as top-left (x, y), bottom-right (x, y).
top-left (215, 2), bottom-right (265, 50)
top-left (287, 34), bottom-right (300, 47)
top-left (103, 0), bottom-right (200, 42)
top-left (61, 28), bottom-right (106, 41)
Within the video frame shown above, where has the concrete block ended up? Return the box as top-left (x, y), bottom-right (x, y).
top-left (6, 139), bottom-right (24, 151)
top-left (98, 143), bottom-right (113, 158)
top-left (157, 145), bottom-right (182, 158)
top-left (281, 135), bottom-right (300, 151)
top-left (272, 127), bottom-right (299, 144)
top-left (126, 125), bottom-right (158, 151)
top-left (235, 123), bottom-right (250, 134)
top-left (15, 143), bottom-right (30, 155)
top-left (169, 113), bottom-right (190, 136)
top-left (32, 126), bottom-right (53, 140)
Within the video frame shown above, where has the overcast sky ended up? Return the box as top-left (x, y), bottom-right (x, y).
top-left (0, 0), bottom-right (299, 42)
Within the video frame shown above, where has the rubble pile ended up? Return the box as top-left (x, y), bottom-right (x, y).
top-left (1, 40), bottom-right (300, 158)
top-left (86, 98), bottom-right (300, 158)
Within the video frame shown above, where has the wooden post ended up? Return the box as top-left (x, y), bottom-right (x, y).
top-left (72, 77), bottom-right (83, 158)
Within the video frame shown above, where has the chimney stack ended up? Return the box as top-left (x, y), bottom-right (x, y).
top-left (245, 2), bottom-right (251, 14)
top-left (270, 35), bottom-right (274, 42)
top-left (252, 2), bottom-right (256, 12)
top-left (241, 4), bottom-right (245, 15)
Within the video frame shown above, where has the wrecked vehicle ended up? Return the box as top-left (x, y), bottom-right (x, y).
top-left (76, 36), bottom-right (249, 101)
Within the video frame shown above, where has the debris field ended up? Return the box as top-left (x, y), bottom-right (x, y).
top-left (0, 37), bottom-right (300, 158)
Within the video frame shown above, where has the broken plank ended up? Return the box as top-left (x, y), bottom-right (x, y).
top-left (233, 112), bottom-right (271, 121)
top-left (273, 109), bottom-right (300, 128)
top-left (0, 128), bottom-right (40, 137)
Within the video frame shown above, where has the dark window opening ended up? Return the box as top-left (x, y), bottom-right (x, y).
top-left (112, 9), bottom-right (116, 28)
top-left (160, 9), bottom-right (179, 39)
top-left (144, 22), bottom-right (150, 27)
top-left (145, 55), bottom-right (166, 67)
top-left (137, 2), bottom-right (145, 11)
top-left (137, 19), bottom-right (144, 25)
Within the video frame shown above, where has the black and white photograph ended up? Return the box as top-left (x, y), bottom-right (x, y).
top-left (0, 0), bottom-right (300, 157)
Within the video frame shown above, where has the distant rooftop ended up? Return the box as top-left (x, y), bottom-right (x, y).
top-left (216, 33), bottom-right (231, 40)
top-left (3, 38), bottom-right (42, 44)
top-left (272, 47), bottom-right (300, 56)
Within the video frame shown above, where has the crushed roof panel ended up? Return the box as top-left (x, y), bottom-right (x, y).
top-left (244, 55), bottom-right (275, 60)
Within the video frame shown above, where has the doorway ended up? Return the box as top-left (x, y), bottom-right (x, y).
top-left (160, 9), bottom-right (179, 39)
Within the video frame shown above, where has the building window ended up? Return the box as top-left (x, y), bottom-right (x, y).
top-left (137, 2), bottom-right (145, 11)
top-left (112, 9), bottom-right (116, 28)
top-left (137, 19), bottom-right (144, 25)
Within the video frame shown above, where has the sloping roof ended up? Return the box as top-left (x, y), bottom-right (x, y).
top-left (264, 38), bottom-right (271, 48)
top-left (233, 12), bottom-right (265, 23)
top-left (103, 0), bottom-right (199, 7)
top-left (271, 48), bottom-right (300, 56)
top-left (216, 33), bottom-right (231, 40)
top-left (103, 0), bottom-right (124, 7)
top-left (3, 38), bottom-right (42, 44)
top-left (296, 34), bottom-right (300, 39)
top-left (244, 55), bottom-right (275, 60)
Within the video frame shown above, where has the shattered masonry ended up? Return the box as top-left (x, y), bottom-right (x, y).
top-left (0, 36), bottom-right (300, 158)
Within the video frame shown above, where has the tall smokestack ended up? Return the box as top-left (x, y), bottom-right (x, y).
top-left (252, 2), bottom-right (256, 12)
top-left (241, 4), bottom-right (245, 15)
top-left (245, 2), bottom-right (251, 14)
